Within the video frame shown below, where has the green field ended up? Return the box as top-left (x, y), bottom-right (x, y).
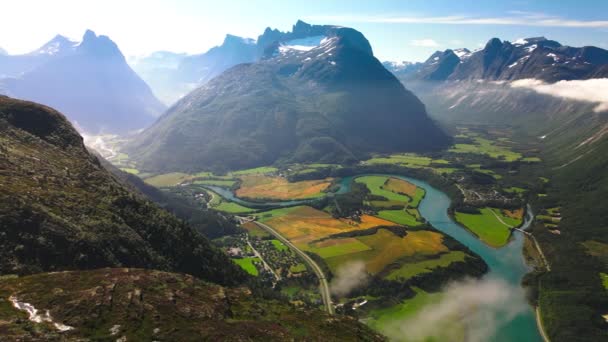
top-left (120, 167), bottom-right (140, 175)
top-left (289, 264), bottom-right (307, 273)
top-left (193, 179), bottom-right (236, 187)
top-left (355, 176), bottom-right (411, 203)
top-left (230, 166), bottom-right (278, 175)
top-left (144, 172), bottom-right (193, 187)
top-left (205, 190), bottom-right (256, 214)
top-left (365, 154), bottom-right (432, 167)
top-left (409, 188), bottom-right (426, 207)
top-left (491, 208), bottom-right (523, 227)
top-left (378, 210), bottom-right (423, 227)
top-left (504, 187), bottom-right (526, 194)
top-left (454, 208), bottom-right (512, 247)
top-left (271, 239), bottom-right (289, 252)
top-left (600, 273), bottom-right (608, 290)
top-left (232, 257), bottom-right (260, 276)
top-left (466, 164), bottom-right (502, 179)
top-left (367, 289), bottom-right (465, 341)
top-left (215, 201), bottom-right (257, 214)
top-left (386, 251), bottom-right (467, 280)
top-left (450, 136), bottom-right (522, 162)
top-left (257, 206), bottom-right (300, 222)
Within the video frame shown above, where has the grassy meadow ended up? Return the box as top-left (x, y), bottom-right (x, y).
top-left (232, 257), bottom-right (260, 276)
top-left (454, 208), bottom-right (513, 247)
top-left (366, 289), bottom-right (465, 342)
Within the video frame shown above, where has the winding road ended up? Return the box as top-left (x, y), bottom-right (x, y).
top-left (253, 221), bottom-right (335, 315)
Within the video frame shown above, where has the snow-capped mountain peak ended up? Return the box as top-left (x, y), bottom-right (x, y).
top-left (30, 34), bottom-right (78, 56)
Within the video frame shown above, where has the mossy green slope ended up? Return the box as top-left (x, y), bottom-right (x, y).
top-left (0, 96), bottom-right (246, 285)
top-left (0, 268), bottom-right (385, 341)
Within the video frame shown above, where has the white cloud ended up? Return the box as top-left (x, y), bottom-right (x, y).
top-left (306, 13), bottom-right (608, 29)
top-left (411, 39), bottom-right (440, 47)
top-left (511, 78), bottom-right (608, 112)
top-left (380, 278), bottom-right (528, 342)
top-left (329, 261), bottom-right (368, 297)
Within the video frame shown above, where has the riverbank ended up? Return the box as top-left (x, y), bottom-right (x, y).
top-left (536, 306), bottom-right (551, 342)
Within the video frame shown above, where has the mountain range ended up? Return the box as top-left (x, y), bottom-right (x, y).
top-left (385, 37), bottom-right (608, 82)
top-left (125, 21), bottom-right (450, 173)
top-left (0, 30), bottom-right (165, 134)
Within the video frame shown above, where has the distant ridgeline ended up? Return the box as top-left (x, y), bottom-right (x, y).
top-left (0, 30), bottom-right (165, 134)
top-left (385, 36), bottom-right (608, 81)
top-left (126, 20), bottom-right (451, 173)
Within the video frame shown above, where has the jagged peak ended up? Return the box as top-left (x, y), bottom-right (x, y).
top-left (82, 29), bottom-right (97, 42)
top-left (293, 19), bottom-right (312, 33)
top-left (223, 34), bottom-right (255, 46)
top-left (485, 38), bottom-right (503, 49)
top-left (77, 29), bottom-right (123, 59)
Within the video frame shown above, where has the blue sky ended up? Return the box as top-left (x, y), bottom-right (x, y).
top-left (1, 0), bottom-right (607, 61)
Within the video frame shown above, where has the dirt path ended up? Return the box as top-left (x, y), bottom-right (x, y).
top-left (489, 208), bottom-right (514, 228)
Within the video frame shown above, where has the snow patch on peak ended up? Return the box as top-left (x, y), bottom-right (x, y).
top-left (453, 48), bottom-right (471, 59)
top-left (513, 38), bottom-right (528, 46)
top-left (524, 44), bottom-right (538, 53)
top-left (279, 35), bottom-right (325, 53)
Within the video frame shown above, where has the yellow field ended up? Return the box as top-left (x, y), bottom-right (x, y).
top-left (325, 229), bottom-right (448, 274)
top-left (263, 206), bottom-right (371, 245)
top-left (503, 208), bottom-right (524, 220)
top-left (339, 214), bottom-right (398, 229)
top-left (382, 178), bottom-right (417, 197)
top-left (260, 206), bottom-right (450, 276)
top-left (236, 175), bottom-right (332, 200)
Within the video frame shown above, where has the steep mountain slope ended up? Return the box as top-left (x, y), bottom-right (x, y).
top-left (0, 30), bottom-right (165, 134)
top-left (131, 35), bottom-right (257, 105)
top-left (126, 21), bottom-right (450, 173)
top-left (387, 37), bottom-right (608, 82)
top-left (100, 157), bottom-right (241, 239)
top-left (0, 268), bottom-right (384, 341)
top-left (0, 96), bottom-right (245, 285)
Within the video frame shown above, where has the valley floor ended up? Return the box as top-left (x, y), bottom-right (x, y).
top-left (109, 126), bottom-right (557, 341)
